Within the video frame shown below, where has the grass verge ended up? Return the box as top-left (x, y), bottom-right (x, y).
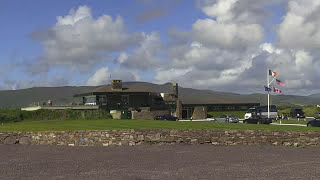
top-left (0, 119), bottom-right (318, 132)
top-left (272, 120), bottom-right (308, 125)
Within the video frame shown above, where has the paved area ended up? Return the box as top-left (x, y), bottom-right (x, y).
top-left (1, 144), bottom-right (320, 180)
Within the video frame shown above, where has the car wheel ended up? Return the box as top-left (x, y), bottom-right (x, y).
top-left (244, 120), bottom-right (248, 124)
top-left (307, 123), bottom-right (313, 127)
top-left (257, 121), bottom-right (261, 124)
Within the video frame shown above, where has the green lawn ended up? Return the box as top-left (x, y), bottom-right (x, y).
top-left (208, 111), bottom-right (247, 119)
top-left (0, 119), bottom-right (319, 132)
top-left (272, 120), bottom-right (308, 125)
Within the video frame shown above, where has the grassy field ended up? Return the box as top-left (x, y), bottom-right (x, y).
top-left (272, 120), bottom-right (308, 125)
top-left (279, 106), bottom-right (320, 117)
top-left (208, 111), bottom-right (247, 119)
top-left (0, 119), bottom-right (319, 132)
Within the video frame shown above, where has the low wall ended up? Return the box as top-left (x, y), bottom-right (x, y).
top-left (1, 129), bottom-right (320, 147)
top-left (132, 110), bottom-right (169, 120)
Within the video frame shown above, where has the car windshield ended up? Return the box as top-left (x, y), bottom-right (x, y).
top-left (294, 109), bottom-right (303, 113)
top-left (258, 106), bottom-right (277, 112)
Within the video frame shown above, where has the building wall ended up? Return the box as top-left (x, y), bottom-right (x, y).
top-left (192, 106), bottom-right (207, 119)
top-left (176, 100), bottom-right (182, 119)
top-left (132, 110), bottom-right (169, 120)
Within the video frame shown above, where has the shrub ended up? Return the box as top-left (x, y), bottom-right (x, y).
top-left (0, 109), bottom-right (24, 123)
top-left (21, 109), bottom-right (113, 121)
top-left (0, 108), bottom-right (113, 123)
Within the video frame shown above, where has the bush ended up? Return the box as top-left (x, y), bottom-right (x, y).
top-left (21, 109), bottom-right (112, 121)
top-left (0, 109), bottom-right (24, 123)
top-left (0, 108), bottom-right (113, 123)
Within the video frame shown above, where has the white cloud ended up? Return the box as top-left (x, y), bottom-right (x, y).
top-left (202, 0), bottom-right (238, 22)
top-left (5, 1), bottom-right (320, 96)
top-left (0, 75), bottom-right (69, 90)
top-left (260, 43), bottom-right (282, 54)
top-left (86, 67), bottom-right (110, 86)
top-left (154, 68), bottom-right (193, 84)
top-left (192, 18), bottom-right (264, 48)
top-left (31, 5), bottom-right (143, 73)
top-left (117, 32), bottom-right (163, 70)
top-left (278, 0), bottom-right (320, 49)
top-left (86, 66), bottom-right (141, 86)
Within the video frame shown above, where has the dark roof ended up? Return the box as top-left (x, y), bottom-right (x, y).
top-left (90, 84), bottom-right (154, 93)
top-left (180, 97), bottom-right (259, 105)
top-left (75, 82), bottom-right (259, 105)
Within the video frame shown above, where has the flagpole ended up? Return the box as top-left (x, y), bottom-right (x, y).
top-left (267, 69), bottom-right (270, 118)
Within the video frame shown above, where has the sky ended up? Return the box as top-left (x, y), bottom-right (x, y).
top-left (1, 0), bottom-right (320, 96)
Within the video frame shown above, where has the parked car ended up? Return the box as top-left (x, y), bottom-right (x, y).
top-left (215, 114), bottom-right (239, 123)
top-left (243, 106), bottom-right (276, 124)
top-left (307, 118), bottom-right (320, 127)
top-left (154, 114), bottom-right (178, 121)
top-left (244, 105), bottom-right (278, 121)
top-left (244, 108), bottom-right (255, 120)
top-left (290, 108), bottom-right (305, 118)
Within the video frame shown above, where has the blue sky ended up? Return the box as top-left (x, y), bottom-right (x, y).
top-left (1, 0), bottom-right (320, 95)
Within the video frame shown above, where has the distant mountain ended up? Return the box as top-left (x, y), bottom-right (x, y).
top-left (0, 86), bottom-right (97, 108)
top-left (0, 82), bottom-right (319, 108)
top-left (309, 93), bottom-right (320, 98)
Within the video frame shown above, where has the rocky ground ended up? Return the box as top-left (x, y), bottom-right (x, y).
top-left (0, 144), bottom-right (320, 179)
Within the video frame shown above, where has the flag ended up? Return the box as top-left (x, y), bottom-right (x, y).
top-left (269, 69), bottom-right (277, 76)
top-left (264, 86), bottom-right (271, 92)
top-left (276, 79), bottom-right (285, 86)
top-left (273, 87), bottom-right (282, 93)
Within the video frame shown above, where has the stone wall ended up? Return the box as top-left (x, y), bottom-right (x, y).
top-left (1, 129), bottom-right (320, 147)
top-left (132, 110), bottom-right (169, 120)
top-left (176, 100), bottom-right (182, 119)
top-left (192, 106), bottom-right (207, 119)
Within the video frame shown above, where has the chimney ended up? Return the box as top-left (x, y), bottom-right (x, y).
top-left (111, 80), bottom-right (122, 91)
top-left (172, 82), bottom-right (178, 98)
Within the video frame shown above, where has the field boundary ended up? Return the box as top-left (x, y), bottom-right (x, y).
top-left (1, 129), bottom-right (319, 147)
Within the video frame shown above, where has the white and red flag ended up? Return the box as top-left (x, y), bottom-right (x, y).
top-left (276, 79), bottom-right (285, 86)
top-left (273, 87), bottom-right (282, 93)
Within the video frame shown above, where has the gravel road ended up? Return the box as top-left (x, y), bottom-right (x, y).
top-left (0, 144), bottom-right (319, 180)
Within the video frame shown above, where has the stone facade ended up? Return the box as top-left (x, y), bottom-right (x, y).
top-left (176, 100), bottom-right (182, 119)
top-left (192, 106), bottom-right (207, 119)
top-left (1, 130), bottom-right (320, 147)
top-left (132, 110), bottom-right (169, 120)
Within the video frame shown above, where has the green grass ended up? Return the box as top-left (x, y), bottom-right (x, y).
top-left (208, 111), bottom-right (247, 119)
top-left (272, 120), bottom-right (308, 125)
top-left (279, 106), bottom-right (320, 117)
top-left (0, 119), bottom-right (319, 132)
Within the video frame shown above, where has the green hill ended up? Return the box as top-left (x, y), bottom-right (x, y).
top-left (0, 82), bottom-right (319, 108)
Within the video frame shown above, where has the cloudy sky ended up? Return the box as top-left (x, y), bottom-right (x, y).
top-left (1, 0), bottom-right (320, 95)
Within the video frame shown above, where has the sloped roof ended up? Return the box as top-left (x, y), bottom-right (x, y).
top-left (90, 84), bottom-right (154, 93)
top-left (84, 82), bottom-right (259, 105)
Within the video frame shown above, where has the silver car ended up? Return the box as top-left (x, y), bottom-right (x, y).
top-left (215, 114), bottom-right (239, 123)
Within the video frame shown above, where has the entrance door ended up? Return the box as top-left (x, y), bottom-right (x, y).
top-left (121, 95), bottom-right (129, 107)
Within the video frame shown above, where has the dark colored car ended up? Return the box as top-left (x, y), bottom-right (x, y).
top-left (243, 117), bottom-right (272, 124)
top-left (307, 118), bottom-right (320, 127)
top-left (154, 114), bottom-right (178, 121)
top-left (290, 108), bottom-right (305, 118)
